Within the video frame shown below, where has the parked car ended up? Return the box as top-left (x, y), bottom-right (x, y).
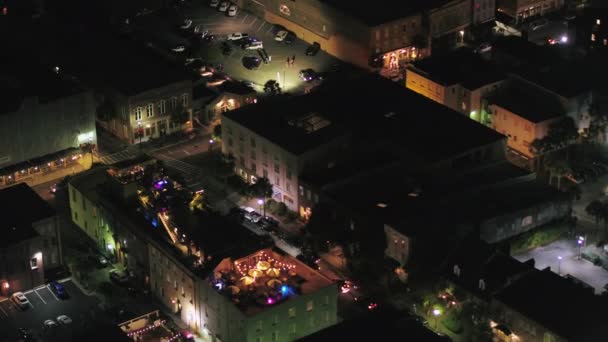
top-left (203, 34), bottom-right (216, 45)
top-left (565, 172), bottom-right (585, 184)
top-left (284, 32), bottom-right (296, 45)
top-left (270, 24), bottom-right (286, 35)
top-left (227, 4), bottom-right (238, 16)
top-left (109, 269), bottom-right (129, 284)
top-left (260, 216), bottom-right (279, 228)
top-left (43, 320), bottom-right (58, 330)
top-left (57, 315), bottom-right (72, 325)
top-left (242, 56), bottom-right (262, 70)
top-left (227, 32), bottom-right (248, 41)
top-left (474, 42), bottom-right (492, 53)
top-left (306, 42), bottom-right (320, 56)
top-left (274, 30), bottom-right (288, 41)
top-left (209, 0), bottom-right (219, 7)
top-left (242, 207), bottom-right (262, 222)
top-left (299, 68), bottom-right (318, 81)
top-left (49, 281), bottom-right (69, 299)
top-left (11, 292), bottom-right (30, 310)
top-left (243, 40), bottom-right (263, 50)
top-left (530, 18), bottom-right (548, 30)
top-left (218, 1), bottom-right (229, 11)
top-left (180, 19), bottom-right (193, 29)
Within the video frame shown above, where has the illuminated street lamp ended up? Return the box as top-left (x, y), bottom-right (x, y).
top-left (433, 308), bottom-right (441, 329)
top-left (577, 236), bottom-right (585, 259)
top-left (557, 255), bottom-right (563, 275)
top-left (258, 199), bottom-right (265, 217)
top-left (209, 138), bottom-right (214, 152)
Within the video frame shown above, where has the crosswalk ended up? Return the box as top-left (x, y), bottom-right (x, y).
top-left (99, 150), bottom-right (140, 165)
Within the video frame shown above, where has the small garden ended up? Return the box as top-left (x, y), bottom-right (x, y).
top-left (510, 219), bottom-right (570, 255)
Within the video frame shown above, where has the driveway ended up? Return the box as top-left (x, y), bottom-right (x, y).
top-left (0, 280), bottom-right (100, 342)
top-left (513, 239), bottom-right (608, 294)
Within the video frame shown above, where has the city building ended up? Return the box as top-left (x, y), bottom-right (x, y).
top-left (428, 0), bottom-right (472, 49)
top-left (202, 81), bottom-right (257, 125)
top-left (492, 268), bottom-right (608, 341)
top-left (497, 0), bottom-right (565, 22)
top-left (243, 0), bottom-right (430, 69)
top-left (0, 56), bottom-right (97, 188)
top-left (0, 183), bottom-right (61, 295)
top-left (489, 81), bottom-right (566, 158)
top-left (94, 43), bottom-right (193, 145)
top-left (406, 48), bottom-right (505, 124)
top-left (472, 0), bottom-right (496, 24)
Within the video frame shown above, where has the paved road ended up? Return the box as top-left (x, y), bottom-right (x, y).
top-left (0, 280), bottom-right (100, 342)
top-left (514, 239), bottom-right (608, 294)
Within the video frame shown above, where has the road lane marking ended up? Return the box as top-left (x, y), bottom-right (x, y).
top-left (0, 304), bottom-right (8, 317)
top-left (47, 285), bottom-right (60, 301)
top-left (34, 289), bottom-right (47, 304)
top-left (241, 14), bottom-right (248, 23)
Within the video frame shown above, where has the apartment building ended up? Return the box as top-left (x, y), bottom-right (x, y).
top-left (497, 0), bottom-right (565, 21)
top-left (472, 0), bottom-right (496, 24)
top-left (0, 183), bottom-right (61, 295)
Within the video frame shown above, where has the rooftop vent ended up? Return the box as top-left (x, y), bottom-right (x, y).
top-left (288, 112), bottom-right (331, 133)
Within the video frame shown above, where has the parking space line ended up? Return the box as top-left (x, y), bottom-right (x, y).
top-left (241, 14), bottom-right (249, 24)
top-left (266, 27), bottom-right (273, 35)
top-left (250, 17), bottom-right (257, 26)
top-left (35, 289), bottom-right (47, 304)
top-left (47, 285), bottom-right (60, 301)
top-left (0, 304), bottom-right (7, 318)
top-left (257, 22), bottom-right (265, 32)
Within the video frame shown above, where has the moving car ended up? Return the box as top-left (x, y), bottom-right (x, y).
top-left (306, 42), bottom-right (320, 56)
top-left (227, 4), bottom-right (238, 16)
top-left (210, 0), bottom-right (219, 7)
top-left (227, 32), bottom-right (248, 41)
top-left (243, 40), bottom-right (263, 50)
top-left (50, 183), bottom-right (58, 194)
top-left (221, 41), bottom-right (233, 55)
top-left (180, 19), bottom-right (193, 29)
top-left (299, 69), bottom-right (318, 82)
top-left (18, 328), bottom-right (34, 341)
top-left (57, 315), bottom-right (72, 325)
top-left (218, 1), bottom-right (229, 11)
top-left (11, 292), bottom-right (30, 310)
top-left (49, 281), bottom-right (69, 299)
top-left (242, 56), bottom-right (262, 70)
top-left (274, 30), bottom-right (288, 41)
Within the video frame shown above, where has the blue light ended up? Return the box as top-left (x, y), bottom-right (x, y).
top-left (281, 285), bottom-right (288, 294)
top-left (151, 218), bottom-right (158, 228)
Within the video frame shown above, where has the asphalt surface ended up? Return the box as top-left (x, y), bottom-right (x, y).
top-left (0, 280), bottom-right (100, 342)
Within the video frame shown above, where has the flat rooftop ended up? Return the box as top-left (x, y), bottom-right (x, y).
top-left (211, 248), bottom-right (333, 316)
top-left (491, 80), bottom-right (565, 122)
top-left (409, 48), bottom-right (505, 88)
top-left (320, 0), bottom-right (445, 26)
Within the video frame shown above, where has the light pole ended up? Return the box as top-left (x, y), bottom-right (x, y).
top-left (577, 236), bottom-right (585, 259)
top-left (257, 199), bottom-right (265, 217)
top-left (557, 255), bottom-right (563, 275)
top-left (209, 139), bottom-right (214, 152)
top-left (432, 308), bottom-right (441, 329)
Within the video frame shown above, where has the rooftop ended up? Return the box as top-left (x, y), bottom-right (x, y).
top-left (210, 248), bottom-right (334, 316)
top-left (490, 80), bottom-right (565, 123)
top-left (320, 0), bottom-right (445, 26)
top-left (217, 81), bottom-right (256, 95)
top-left (0, 183), bottom-right (55, 247)
top-left (494, 268), bottom-right (608, 340)
top-left (409, 48), bottom-right (505, 88)
top-left (0, 55), bottom-right (87, 115)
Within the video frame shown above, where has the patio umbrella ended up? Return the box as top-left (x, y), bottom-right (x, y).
top-left (266, 268), bottom-right (280, 278)
top-left (248, 269), bottom-right (263, 278)
top-left (239, 276), bottom-right (254, 286)
top-left (256, 261), bottom-right (271, 271)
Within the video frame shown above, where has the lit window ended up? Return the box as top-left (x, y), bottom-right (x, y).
top-left (147, 103), bottom-right (154, 117)
top-left (592, 33), bottom-right (596, 42)
top-left (135, 107), bottom-right (142, 121)
top-left (597, 19), bottom-right (601, 25)
top-left (30, 257), bottom-right (38, 270)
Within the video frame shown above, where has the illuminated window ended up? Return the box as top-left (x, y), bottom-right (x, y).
top-left (135, 107), bottom-right (142, 121)
top-left (147, 103), bottom-right (154, 117)
top-left (592, 33), bottom-right (596, 42)
top-left (30, 257), bottom-right (38, 270)
top-left (597, 19), bottom-right (601, 25)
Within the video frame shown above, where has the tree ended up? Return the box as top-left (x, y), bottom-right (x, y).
top-left (212, 124), bottom-right (222, 142)
top-left (586, 200), bottom-right (603, 226)
top-left (545, 117), bottom-right (579, 161)
top-left (587, 100), bottom-right (608, 144)
top-left (264, 80), bottom-right (282, 95)
top-left (249, 177), bottom-right (273, 200)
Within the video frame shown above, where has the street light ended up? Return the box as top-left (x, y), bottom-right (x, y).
top-left (257, 199), bottom-right (265, 217)
top-left (432, 308), bottom-right (441, 329)
top-left (557, 255), bottom-right (563, 275)
top-left (209, 139), bottom-right (214, 152)
top-left (577, 236), bottom-right (585, 259)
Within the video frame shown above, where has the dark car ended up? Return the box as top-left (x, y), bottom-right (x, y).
top-left (299, 68), bottom-right (318, 82)
top-left (270, 24), bottom-right (286, 35)
top-left (242, 56), bottom-right (262, 70)
top-left (284, 32), bottom-right (296, 45)
top-left (306, 42), bottom-right (320, 56)
top-left (49, 281), bottom-right (68, 299)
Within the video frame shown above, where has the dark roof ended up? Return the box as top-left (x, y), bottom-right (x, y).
top-left (0, 55), bottom-right (86, 115)
top-left (410, 48), bottom-right (505, 89)
top-left (320, 0), bottom-right (446, 26)
top-left (298, 308), bottom-right (450, 341)
top-left (0, 183), bottom-right (55, 247)
top-left (512, 61), bottom-right (592, 98)
top-left (217, 81), bottom-right (256, 95)
top-left (494, 268), bottom-right (608, 340)
top-left (490, 80), bottom-right (565, 122)
top-left (193, 84), bottom-right (218, 100)
top-left (73, 323), bottom-right (132, 342)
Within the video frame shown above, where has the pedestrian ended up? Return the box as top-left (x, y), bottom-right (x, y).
top-left (292, 55), bottom-right (296, 64)
top-left (286, 56), bottom-right (290, 67)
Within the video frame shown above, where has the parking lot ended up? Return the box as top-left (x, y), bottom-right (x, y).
top-left (0, 279), bottom-right (100, 342)
top-left (137, 3), bottom-right (347, 94)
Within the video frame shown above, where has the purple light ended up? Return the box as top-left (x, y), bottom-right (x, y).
top-left (154, 180), bottom-right (167, 190)
top-left (267, 297), bottom-right (274, 304)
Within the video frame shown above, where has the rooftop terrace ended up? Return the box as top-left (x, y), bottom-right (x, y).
top-left (210, 248), bottom-right (333, 316)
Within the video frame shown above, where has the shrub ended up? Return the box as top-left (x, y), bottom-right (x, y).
top-left (441, 313), bottom-right (463, 334)
top-left (285, 210), bottom-right (299, 222)
top-left (276, 202), bottom-right (288, 216)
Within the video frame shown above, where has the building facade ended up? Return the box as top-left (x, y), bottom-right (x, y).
top-left (472, 0), bottom-right (496, 24)
top-left (0, 183), bottom-right (61, 295)
top-left (384, 224), bottom-right (411, 266)
top-left (497, 0), bottom-right (565, 21)
top-left (98, 80), bottom-right (193, 145)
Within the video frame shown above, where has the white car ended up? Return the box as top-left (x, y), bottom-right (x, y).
top-left (244, 41), bottom-right (263, 50)
top-left (218, 1), bottom-right (229, 11)
top-left (227, 5), bottom-right (238, 16)
top-left (180, 19), bottom-right (193, 29)
top-left (210, 0), bottom-right (219, 7)
top-left (11, 292), bottom-right (30, 309)
top-left (227, 32), bottom-right (248, 40)
top-left (274, 30), bottom-right (288, 41)
top-left (57, 315), bottom-right (72, 325)
top-left (43, 320), bottom-right (58, 329)
top-left (171, 45), bottom-right (186, 53)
